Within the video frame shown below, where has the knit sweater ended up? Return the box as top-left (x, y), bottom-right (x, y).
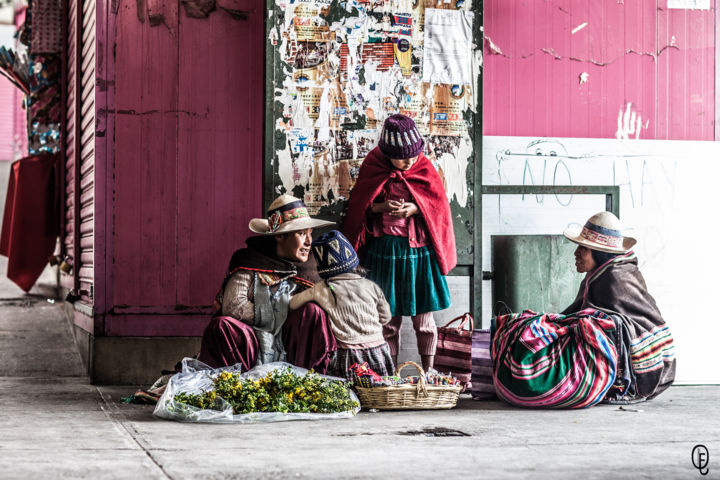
top-left (289, 272), bottom-right (391, 345)
top-left (222, 270), bottom-right (256, 322)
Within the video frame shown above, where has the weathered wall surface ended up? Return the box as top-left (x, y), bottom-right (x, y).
top-left (266, 0), bottom-right (482, 264)
top-left (483, 0), bottom-right (717, 140)
top-left (92, 0), bottom-right (264, 336)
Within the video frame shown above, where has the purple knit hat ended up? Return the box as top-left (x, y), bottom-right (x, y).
top-left (378, 114), bottom-right (425, 159)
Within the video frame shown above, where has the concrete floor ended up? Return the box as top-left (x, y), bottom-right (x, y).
top-left (0, 260), bottom-right (718, 479)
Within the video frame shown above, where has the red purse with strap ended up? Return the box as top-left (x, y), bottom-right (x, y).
top-left (434, 313), bottom-right (474, 386)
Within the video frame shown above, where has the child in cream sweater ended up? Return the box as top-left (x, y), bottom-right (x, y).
top-left (289, 230), bottom-right (395, 378)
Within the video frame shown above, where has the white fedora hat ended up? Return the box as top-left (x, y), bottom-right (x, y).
top-left (563, 211), bottom-right (636, 254)
top-left (249, 194), bottom-right (335, 235)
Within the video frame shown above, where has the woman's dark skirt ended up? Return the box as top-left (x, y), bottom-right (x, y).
top-left (364, 235), bottom-right (451, 317)
top-left (198, 302), bottom-right (337, 373)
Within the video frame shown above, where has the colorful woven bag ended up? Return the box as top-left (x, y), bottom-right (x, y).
top-left (434, 313), bottom-right (473, 386)
top-left (471, 328), bottom-right (495, 399)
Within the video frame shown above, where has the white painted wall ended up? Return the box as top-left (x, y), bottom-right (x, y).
top-left (0, 6), bottom-right (14, 25)
top-left (482, 136), bottom-right (720, 385)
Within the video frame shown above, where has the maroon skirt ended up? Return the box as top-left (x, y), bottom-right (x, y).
top-left (197, 302), bottom-right (337, 374)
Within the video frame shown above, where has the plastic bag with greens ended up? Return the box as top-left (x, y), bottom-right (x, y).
top-left (153, 358), bottom-right (360, 423)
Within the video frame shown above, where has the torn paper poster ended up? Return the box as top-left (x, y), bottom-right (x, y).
top-left (422, 8), bottom-right (474, 85)
top-left (429, 84), bottom-right (470, 136)
top-left (667, 0), bottom-right (709, 9)
top-left (267, 0), bottom-right (480, 217)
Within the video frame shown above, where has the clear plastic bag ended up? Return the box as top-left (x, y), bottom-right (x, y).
top-left (153, 358), bottom-right (360, 423)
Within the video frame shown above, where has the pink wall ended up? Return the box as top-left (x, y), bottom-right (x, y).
top-left (0, 76), bottom-right (14, 160)
top-left (484, 0), bottom-right (717, 140)
top-left (13, 9), bottom-right (27, 158)
top-left (93, 0), bottom-right (264, 336)
top-left (1, 13), bottom-right (27, 161)
top-left (11, 85), bottom-right (26, 158)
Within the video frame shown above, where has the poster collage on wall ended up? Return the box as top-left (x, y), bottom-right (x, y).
top-left (267, 0), bottom-right (479, 228)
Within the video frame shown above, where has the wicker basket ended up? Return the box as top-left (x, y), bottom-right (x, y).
top-left (354, 361), bottom-right (462, 410)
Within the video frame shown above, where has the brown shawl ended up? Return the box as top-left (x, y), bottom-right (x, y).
top-left (212, 236), bottom-right (321, 315)
top-left (563, 252), bottom-right (676, 401)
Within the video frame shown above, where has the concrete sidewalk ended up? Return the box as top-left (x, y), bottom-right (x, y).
top-left (0, 265), bottom-right (718, 479)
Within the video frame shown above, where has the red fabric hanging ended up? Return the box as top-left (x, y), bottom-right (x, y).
top-left (0, 154), bottom-right (59, 292)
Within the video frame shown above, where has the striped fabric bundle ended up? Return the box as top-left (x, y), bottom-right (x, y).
top-left (491, 309), bottom-right (618, 409)
top-left (630, 325), bottom-right (676, 375)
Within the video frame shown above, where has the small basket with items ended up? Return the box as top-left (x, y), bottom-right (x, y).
top-left (350, 361), bottom-right (462, 410)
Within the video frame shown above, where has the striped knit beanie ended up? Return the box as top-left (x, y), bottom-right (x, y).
top-left (312, 230), bottom-right (359, 279)
top-left (378, 113), bottom-right (425, 159)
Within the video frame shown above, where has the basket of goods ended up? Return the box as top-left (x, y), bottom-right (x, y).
top-left (350, 361), bottom-right (462, 410)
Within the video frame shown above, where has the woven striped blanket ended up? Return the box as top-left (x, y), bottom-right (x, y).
top-left (491, 309), bottom-right (618, 409)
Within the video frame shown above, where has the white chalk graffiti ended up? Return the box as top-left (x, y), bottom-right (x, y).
top-left (615, 102), bottom-right (649, 140)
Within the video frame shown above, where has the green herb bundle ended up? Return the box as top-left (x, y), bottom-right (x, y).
top-left (174, 368), bottom-right (358, 415)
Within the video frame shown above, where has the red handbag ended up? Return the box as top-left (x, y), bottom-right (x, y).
top-left (434, 313), bottom-right (474, 385)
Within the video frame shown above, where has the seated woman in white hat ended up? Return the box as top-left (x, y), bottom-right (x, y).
top-left (197, 195), bottom-right (336, 371)
top-left (487, 212), bottom-right (676, 408)
top-left (561, 211), bottom-right (676, 402)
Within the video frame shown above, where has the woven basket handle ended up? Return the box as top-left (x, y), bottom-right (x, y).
top-left (395, 361), bottom-right (428, 398)
top-left (440, 312), bottom-right (474, 331)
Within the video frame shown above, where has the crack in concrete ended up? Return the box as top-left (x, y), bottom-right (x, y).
top-left (335, 427), bottom-right (473, 437)
top-left (96, 387), bottom-right (174, 479)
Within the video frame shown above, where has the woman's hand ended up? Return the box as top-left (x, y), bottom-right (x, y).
top-left (371, 199), bottom-right (404, 213)
top-left (389, 201), bottom-right (419, 218)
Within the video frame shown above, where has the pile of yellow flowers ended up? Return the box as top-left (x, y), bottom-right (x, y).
top-left (174, 368), bottom-right (358, 415)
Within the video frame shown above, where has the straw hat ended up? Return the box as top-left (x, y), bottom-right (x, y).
top-left (563, 211), bottom-right (636, 254)
top-left (249, 195), bottom-right (335, 235)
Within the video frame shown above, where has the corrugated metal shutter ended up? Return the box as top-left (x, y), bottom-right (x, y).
top-left (63, 0), bottom-right (95, 304)
top-left (78, 0), bottom-right (95, 303)
top-left (61, 0), bottom-right (78, 290)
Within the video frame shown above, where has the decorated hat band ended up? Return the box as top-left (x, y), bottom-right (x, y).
top-left (580, 222), bottom-right (623, 249)
top-left (267, 200), bottom-right (310, 233)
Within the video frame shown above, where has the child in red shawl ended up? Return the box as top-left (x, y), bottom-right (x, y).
top-left (343, 114), bottom-right (456, 371)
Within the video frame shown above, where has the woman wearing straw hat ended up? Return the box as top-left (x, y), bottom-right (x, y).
top-left (487, 212), bottom-right (676, 408)
top-left (561, 211), bottom-right (676, 402)
top-left (197, 195), bottom-right (337, 372)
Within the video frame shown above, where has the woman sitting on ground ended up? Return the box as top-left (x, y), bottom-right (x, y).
top-left (561, 211), bottom-right (676, 402)
top-left (488, 212), bottom-right (676, 408)
top-left (197, 195), bottom-right (337, 373)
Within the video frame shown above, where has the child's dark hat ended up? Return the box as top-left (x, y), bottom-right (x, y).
top-left (312, 230), bottom-right (359, 279)
top-left (378, 114), bottom-right (425, 159)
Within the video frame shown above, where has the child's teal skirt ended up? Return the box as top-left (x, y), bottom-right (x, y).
top-left (364, 235), bottom-right (451, 317)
